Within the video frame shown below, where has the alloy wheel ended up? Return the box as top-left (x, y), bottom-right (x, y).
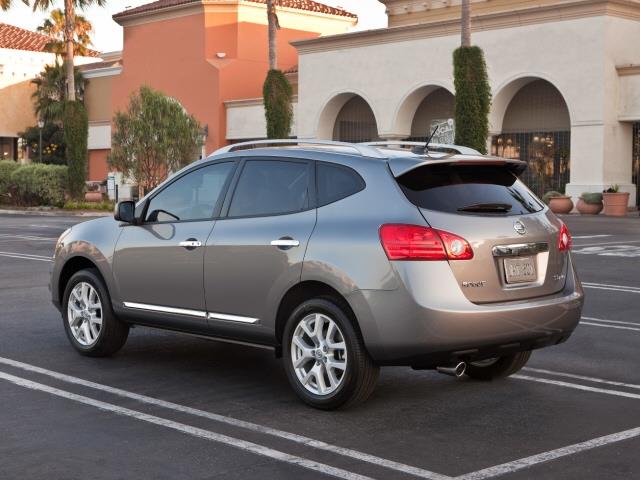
top-left (291, 313), bottom-right (348, 396)
top-left (67, 282), bottom-right (102, 347)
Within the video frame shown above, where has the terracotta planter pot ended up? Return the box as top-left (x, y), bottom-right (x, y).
top-left (84, 191), bottom-right (103, 203)
top-left (602, 192), bottom-right (630, 216)
top-left (548, 196), bottom-right (573, 214)
top-left (576, 198), bottom-right (603, 215)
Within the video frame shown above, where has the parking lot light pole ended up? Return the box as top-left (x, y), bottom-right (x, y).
top-left (37, 119), bottom-right (44, 163)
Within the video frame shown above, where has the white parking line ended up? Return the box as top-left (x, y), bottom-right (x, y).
top-left (571, 235), bottom-right (611, 239)
top-left (572, 240), bottom-right (640, 247)
top-left (523, 368), bottom-right (640, 391)
top-left (455, 426), bottom-right (640, 480)
top-left (0, 251), bottom-right (53, 262)
top-left (0, 233), bottom-right (57, 241)
top-left (512, 375), bottom-right (640, 400)
top-left (581, 322), bottom-right (640, 332)
top-left (0, 370), bottom-right (375, 480)
top-left (0, 357), bottom-right (449, 480)
top-left (582, 316), bottom-right (640, 327)
top-left (582, 282), bottom-right (640, 294)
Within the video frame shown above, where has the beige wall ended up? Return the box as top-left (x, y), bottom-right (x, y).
top-left (0, 80), bottom-right (35, 139)
top-left (84, 75), bottom-right (113, 123)
top-left (293, 4), bottom-right (640, 204)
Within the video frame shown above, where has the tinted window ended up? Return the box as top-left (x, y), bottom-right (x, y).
top-left (228, 160), bottom-right (310, 217)
top-left (145, 162), bottom-right (234, 222)
top-left (317, 163), bottom-right (365, 206)
top-left (397, 165), bottom-right (543, 215)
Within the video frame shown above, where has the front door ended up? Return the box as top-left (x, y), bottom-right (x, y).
top-left (113, 161), bottom-right (236, 330)
top-left (204, 158), bottom-right (316, 342)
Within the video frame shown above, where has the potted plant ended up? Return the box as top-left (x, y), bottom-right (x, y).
top-left (84, 182), bottom-right (103, 203)
top-left (602, 185), bottom-right (629, 216)
top-left (543, 190), bottom-right (573, 214)
top-left (576, 192), bottom-right (603, 215)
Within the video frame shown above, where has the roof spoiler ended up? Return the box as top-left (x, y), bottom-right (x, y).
top-left (388, 157), bottom-right (528, 178)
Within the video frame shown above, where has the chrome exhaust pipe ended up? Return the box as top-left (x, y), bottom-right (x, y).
top-left (436, 362), bottom-right (466, 378)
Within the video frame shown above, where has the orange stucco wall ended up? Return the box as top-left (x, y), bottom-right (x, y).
top-left (88, 149), bottom-right (110, 182)
top-left (111, 8), bottom-right (321, 159)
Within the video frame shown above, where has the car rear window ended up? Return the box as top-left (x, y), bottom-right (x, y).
top-left (317, 163), bottom-right (365, 206)
top-left (397, 164), bottom-right (543, 215)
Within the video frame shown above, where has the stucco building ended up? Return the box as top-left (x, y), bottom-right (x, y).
top-left (81, 0), bottom-right (357, 182)
top-left (225, 0), bottom-right (640, 206)
top-left (0, 23), bottom-right (98, 160)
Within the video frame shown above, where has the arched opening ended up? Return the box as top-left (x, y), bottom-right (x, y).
top-left (332, 95), bottom-right (379, 143)
top-left (492, 79), bottom-right (571, 196)
top-left (407, 88), bottom-right (455, 142)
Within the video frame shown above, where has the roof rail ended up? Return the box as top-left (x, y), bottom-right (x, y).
top-left (213, 139), bottom-right (387, 158)
top-left (361, 141), bottom-right (481, 155)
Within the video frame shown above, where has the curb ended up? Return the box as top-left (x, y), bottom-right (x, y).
top-left (0, 209), bottom-right (111, 217)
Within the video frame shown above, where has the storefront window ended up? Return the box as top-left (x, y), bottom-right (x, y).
top-left (491, 131), bottom-right (570, 197)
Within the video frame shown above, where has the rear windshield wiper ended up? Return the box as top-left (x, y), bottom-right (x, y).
top-left (457, 203), bottom-right (513, 213)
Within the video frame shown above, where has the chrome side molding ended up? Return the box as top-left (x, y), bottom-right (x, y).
top-left (123, 302), bottom-right (258, 324)
top-left (492, 242), bottom-right (549, 257)
top-left (207, 312), bottom-right (259, 324)
top-left (123, 302), bottom-right (207, 318)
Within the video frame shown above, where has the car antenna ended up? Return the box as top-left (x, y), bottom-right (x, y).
top-left (412, 126), bottom-right (439, 155)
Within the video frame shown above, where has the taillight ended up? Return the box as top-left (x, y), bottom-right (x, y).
top-left (558, 223), bottom-right (572, 251)
top-left (379, 224), bottom-right (473, 261)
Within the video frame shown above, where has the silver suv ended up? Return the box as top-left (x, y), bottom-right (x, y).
top-left (50, 140), bottom-right (584, 409)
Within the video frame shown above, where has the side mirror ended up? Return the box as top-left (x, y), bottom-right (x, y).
top-left (114, 200), bottom-right (136, 224)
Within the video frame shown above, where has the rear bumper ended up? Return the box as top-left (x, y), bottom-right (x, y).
top-left (347, 255), bottom-right (584, 366)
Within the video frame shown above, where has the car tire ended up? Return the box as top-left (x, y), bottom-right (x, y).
top-left (282, 297), bottom-right (379, 410)
top-left (62, 268), bottom-right (129, 357)
top-left (465, 351), bottom-right (532, 381)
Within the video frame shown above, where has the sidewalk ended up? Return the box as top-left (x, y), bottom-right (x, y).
top-left (0, 207), bottom-right (111, 217)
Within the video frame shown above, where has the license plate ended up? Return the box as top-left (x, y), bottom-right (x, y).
top-left (504, 256), bottom-right (537, 284)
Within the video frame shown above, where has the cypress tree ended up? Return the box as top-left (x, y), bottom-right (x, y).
top-left (263, 69), bottom-right (293, 139)
top-left (63, 100), bottom-right (88, 200)
top-left (453, 46), bottom-right (491, 154)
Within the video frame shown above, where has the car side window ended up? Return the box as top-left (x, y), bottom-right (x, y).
top-left (228, 160), bottom-right (310, 217)
top-left (317, 162), bottom-right (365, 206)
top-left (145, 162), bottom-right (234, 223)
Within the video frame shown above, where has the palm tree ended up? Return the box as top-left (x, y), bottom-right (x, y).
top-left (1, 0), bottom-right (105, 101)
top-left (461, 0), bottom-right (471, 46)
top-left (32, 63), bottom-right (86, 124)
top-left (37, 8), bottom-right (94, 60)
top-left (266, 0), bottom-right (278, 69)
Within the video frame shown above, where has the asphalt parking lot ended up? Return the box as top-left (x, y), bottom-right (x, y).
top-left (0, 212), bottom-right (638, 480)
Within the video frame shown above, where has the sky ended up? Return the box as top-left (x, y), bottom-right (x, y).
top-left (0, 0), bottom-right (387, 53)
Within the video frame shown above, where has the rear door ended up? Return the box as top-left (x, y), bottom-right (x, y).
top-left (395, 162), bottom-right (568, 303)
top-left (203, 158), bottom-right (316, 341)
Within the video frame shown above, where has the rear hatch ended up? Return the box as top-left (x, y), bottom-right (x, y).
top-left (392, 158), bottom-right (569, 304)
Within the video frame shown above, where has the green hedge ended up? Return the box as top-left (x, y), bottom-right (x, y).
top-left (0, 160), bottom-right (20, 198)
top-left (0, 163), bottom-right (68, 207)
top-left (263, 69), bottom-right (293, 139)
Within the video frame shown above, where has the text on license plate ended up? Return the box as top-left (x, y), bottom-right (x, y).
top-left (504, 256), bottom-right (537, 284)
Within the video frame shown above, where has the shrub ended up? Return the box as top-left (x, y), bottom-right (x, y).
top-left (63, 100), bottom-right (89, 200)
top-left (542, 191), bottom-right (564, 205)
top-left (63, 200), bottom-right (114, 211)
top-left (453, 46), bottom-right (491, 154)
top-left (0, 160), bottom-right (20, 200)
top-left (263, 69), bottom-right (293, 139)
top-left (9, 164), bottom-right (68, 207)
top-left (581, 192), bottom-right (603, 205)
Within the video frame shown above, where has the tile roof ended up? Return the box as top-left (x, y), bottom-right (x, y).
top-left (283, 64), bottom-right (298, 74)
top-left (114, 0), bottom-right (356, 20)
top-left (0, 22), bottom-right (100, 56)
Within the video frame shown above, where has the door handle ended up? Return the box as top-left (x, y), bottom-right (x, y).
top-left (271, 238), bottom-right (300, 248)
top-left (179, 239), bottom-right (202, 249)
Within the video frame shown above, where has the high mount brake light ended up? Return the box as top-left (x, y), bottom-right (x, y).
top-left (558, 223), bottom-right (572, 251)
top-left (379, 224), bottom-right (473, 261)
